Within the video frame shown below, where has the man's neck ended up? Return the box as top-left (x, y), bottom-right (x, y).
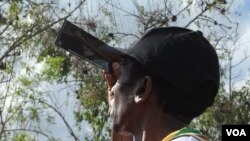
top-left (133, 104), bottom-right (186, 141)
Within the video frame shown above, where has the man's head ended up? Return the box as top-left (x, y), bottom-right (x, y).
top-left (109, 27), bottom-right (220, 134)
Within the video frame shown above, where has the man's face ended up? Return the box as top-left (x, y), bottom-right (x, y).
top-left (109, 59), bottom-right (143, 134)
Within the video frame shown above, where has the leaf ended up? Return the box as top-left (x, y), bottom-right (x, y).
top-left (19, 76), bottom-right (33, 86)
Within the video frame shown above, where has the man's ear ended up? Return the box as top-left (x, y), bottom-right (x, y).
top-left (134, 76), bottom-right (152, 103)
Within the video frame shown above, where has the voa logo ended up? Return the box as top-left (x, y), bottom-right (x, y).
top-left (226, 129), bottom-right (246, 136)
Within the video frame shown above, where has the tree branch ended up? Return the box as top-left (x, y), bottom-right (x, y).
top-left (184, 7), bottom-right (208, 28)
top-left (112, 32), bottom-right (139, 39)
top-left (38, 99), bottom-right (80, 141)
top-left (0, 0), bottom-right (86, 62)
top-left (4, 128), bottom-right (51, 139)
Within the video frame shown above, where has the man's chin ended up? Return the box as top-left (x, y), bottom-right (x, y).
top-left (112, 122), bottom-right (132, 136)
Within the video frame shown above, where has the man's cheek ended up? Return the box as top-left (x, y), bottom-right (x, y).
top-left (110, 94), bottom-right (126, 120)
top-left (109, 98), bottom-right (126, 118)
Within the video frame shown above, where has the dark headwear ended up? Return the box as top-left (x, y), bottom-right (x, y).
top-left (127, 27), bottom-right (220, 121)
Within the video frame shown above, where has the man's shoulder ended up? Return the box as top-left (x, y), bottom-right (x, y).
top-left (170, 133), bottom-right (210, 141)
top-left (162, 128), bottom-right (210, 141)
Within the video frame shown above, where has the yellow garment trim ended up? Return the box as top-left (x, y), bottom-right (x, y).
top-left (162, 129), bottom-right (209, 141)
top-left (162, 130), bottom-right (180, 141)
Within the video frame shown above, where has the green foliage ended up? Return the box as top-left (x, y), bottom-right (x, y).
top-left (42, 56), bottom-right (65, 80)
top-left (19, 76), bottom-right (32, 86)
top-left (74, 66), bottom-right (111, 141)
top-left (0, 0), bottom-right (86, 140)
top-left (191, 81), bottom-right (250, 141)
top-left (29, 107), bottom-right (39, 121)
top-left (13, 133), bottom-right (35, 141)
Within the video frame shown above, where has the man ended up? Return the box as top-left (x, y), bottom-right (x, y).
top-left (104, 27), bottom-right (220, 141)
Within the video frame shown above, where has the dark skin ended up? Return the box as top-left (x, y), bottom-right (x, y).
top-left (104, 62), bottom-right (186, 141)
